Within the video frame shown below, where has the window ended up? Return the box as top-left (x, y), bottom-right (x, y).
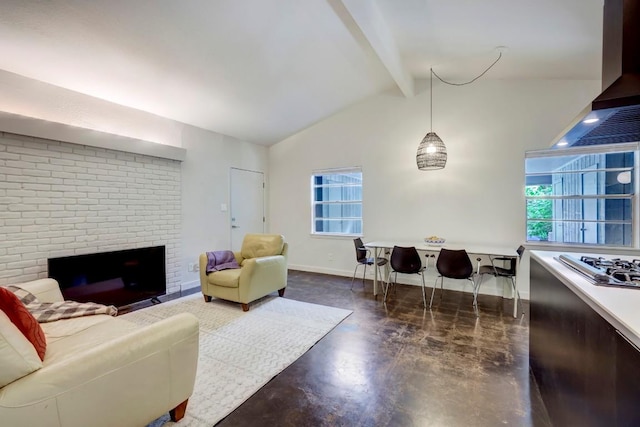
top-left (311, 168), bottom-right (362, 235)
top-left (525, 143), bottom-right (637, 247)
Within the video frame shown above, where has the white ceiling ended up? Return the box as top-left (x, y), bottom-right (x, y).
top-left (0, 0), bottom-right (604, 146)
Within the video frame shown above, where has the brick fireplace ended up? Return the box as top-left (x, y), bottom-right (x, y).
top-left (0, 132), bottom-right (182, 294)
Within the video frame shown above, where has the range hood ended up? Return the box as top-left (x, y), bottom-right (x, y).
top-left (553, 0), bottom-right (640, 147)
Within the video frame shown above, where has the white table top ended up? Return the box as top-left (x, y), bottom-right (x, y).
top-left (531, 250), bottom-right (640, 349)
top-left (364, 240), bottom-right (518, 257)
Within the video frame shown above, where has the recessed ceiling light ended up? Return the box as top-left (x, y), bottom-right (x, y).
top-left (583, 118), bottom-right (599, 124)
top-left (557, 141), bottom-right (569, 146)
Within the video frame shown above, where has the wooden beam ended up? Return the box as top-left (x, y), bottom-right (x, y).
top-left (332, 0), bottom-right (415, 97)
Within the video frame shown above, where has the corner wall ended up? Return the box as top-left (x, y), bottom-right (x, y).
top-left (0, 73), bottom-right (269, 294)
top-left (180, 126), bottom-right (269, 289)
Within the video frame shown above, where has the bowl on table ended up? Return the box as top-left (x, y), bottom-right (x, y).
top-left (424, 237), bottom-right (445, 246)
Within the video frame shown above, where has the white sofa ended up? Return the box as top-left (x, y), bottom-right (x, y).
top-left (0, 278), bottom-right (199, 427)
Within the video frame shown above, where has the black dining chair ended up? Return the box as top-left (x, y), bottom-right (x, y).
top-left (430, 248), bottom-right (477, 309)
top-left (351, 238), bottom-right (388, 290)
top-left (384, 246), bottom-right (427, 306)
top-left (475, 245), bottom-right (525, 314)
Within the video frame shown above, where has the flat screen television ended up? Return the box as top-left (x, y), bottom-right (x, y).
top-left (48, 246), bottom-right (166, 308)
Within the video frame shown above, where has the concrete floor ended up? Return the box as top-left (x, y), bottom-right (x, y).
top-left (215, 270), bottom-right (551, 427)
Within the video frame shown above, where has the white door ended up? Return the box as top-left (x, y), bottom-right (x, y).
top-left (230, 168), bottom-right (265, 251)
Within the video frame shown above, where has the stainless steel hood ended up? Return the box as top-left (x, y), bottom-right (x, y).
top-left (554, 0), bottom-right (640, 147)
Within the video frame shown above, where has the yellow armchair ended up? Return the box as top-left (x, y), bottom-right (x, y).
top-left (199, 234), bottom-right (288, 311)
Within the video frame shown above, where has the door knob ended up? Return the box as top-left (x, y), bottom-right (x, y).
top-left (232, 225), bottom-right (240, 229)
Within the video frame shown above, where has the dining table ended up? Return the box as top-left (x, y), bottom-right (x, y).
top-left (364, 240), bottom-right (521, 317)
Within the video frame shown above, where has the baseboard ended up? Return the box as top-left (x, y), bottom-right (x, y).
top-left (288, 264), bottom-right (350, 277)
top-left (182, 265), bottom-right (530, 301)
top-left (181, 279), bottom-right (200, 291)
top-left (288, 263), bottom-right (529, 300)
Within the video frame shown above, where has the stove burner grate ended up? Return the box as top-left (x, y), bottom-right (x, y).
top-left (559, 254), bottom-right (640, 289)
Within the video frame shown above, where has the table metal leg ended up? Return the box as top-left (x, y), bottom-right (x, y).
top-left (373, 246), bottom-right (381, 296)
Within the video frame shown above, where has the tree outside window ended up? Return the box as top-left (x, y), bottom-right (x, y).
top-left (526, 185), bottom-right (552, 241)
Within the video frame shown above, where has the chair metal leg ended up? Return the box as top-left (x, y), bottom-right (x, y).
top-left (473, 274), bottom-right (484, 307)
top-left (350, 264), bottom-right (362, 290)
top-left (383, 269), bottom-right (393, 302)
top-left (362, 264), bottom-right (367, 285)
top-left (429, 276), bottom-right (440, 308)
top-left (385, 271), bottom-right (401, 302)
top-left (468, 277), bottom-right (478, 305)
top-left (510, 276), bottom-right (524, 316)
top-left (420, 272), bottom-right (427, 307)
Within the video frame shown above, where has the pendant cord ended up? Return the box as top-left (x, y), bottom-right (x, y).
top-left (429, 68), bottom-right (433, 133)
top-left (431, 51), bottom-right (502, 86)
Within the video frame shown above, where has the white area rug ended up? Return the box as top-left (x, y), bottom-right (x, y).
top-left (121, 293), bottom-right (352, 427)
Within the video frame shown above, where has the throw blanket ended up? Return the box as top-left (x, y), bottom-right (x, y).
top-left (206, 250), bottom-right (240, 274)
top-left (8, 285), bottom-right (118, 323)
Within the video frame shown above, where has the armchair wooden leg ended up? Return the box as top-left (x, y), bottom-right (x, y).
top-left (241, 303), bottom-right (250, 311)
top-left (278, 287), bottom-right (286, 297)
top-left (169, 399), bottom-right (189, 422)
top-left (203, 295), bottom-right (212, 302)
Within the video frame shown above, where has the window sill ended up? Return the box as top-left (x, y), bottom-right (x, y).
top-left (525, 241), bottom-right (639, 254)
top-left (310, 233), bottom-right (362, 239)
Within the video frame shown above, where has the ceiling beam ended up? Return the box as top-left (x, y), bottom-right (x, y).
top-left (333, 0), bottom-right (415, 97)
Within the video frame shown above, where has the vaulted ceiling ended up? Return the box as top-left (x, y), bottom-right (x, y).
top-left (0, 0), bottom-right (603, 145)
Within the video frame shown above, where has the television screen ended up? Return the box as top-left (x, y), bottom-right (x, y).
top-left (48, 246), bottom-right (166, 308)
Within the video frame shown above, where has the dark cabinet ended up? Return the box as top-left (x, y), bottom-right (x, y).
top-left (616, 330), bottom-right (640, 427)
top-left (530, 258), bottom-right (640, 426)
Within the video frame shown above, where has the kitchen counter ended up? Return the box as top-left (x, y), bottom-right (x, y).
top-left (529, 249), bottom-right (640, 426)
top-left (530, 250), bottom-right (640, 348)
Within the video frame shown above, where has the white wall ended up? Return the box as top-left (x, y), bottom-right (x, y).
top-left (180, 126), bottom-right (268, 289)
top-left (269, 79), bottom-right (601, 299)
top-left (0, 70), bottom-right (184, 148)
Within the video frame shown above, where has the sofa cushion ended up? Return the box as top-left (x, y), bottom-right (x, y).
top-left (208, 268), bottom-right (241, 288)
top-left (241, 234), bottom-right (284, 259)
top-left (0, 287), bottom-right (46, 361)
top-left (0, 310), bottom-right (43, 387)
top-left (41, 315), bottom-right (139, 367)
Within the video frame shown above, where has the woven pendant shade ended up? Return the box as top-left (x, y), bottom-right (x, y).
top-left (416, 131), bottom-right (447, 170)
top-left (417, 67), bottom-right (447, 171)
top-left (415, 52), bottom-right (501, 171)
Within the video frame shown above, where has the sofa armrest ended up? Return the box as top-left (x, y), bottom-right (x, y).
top-left (199, 253), bottom-right (209, 289)
top-left (240, 255), bottom-right (285, 279)
top-left (9, 278), bottom-right (64, 303)
top-left (1, 313), bottom-right (199, 426)
top-left (199, 252), bottom-right (245, 283)
top-left (238, 255), bottom-right (287, 302)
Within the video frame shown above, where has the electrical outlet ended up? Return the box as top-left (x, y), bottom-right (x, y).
top-left (188, 262), bottom-right (196, 272)
top-left (328, 253), bottom-right (334, 261)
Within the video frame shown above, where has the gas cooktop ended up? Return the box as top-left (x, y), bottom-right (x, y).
top-left (557, 254), bottom-right (640, 289)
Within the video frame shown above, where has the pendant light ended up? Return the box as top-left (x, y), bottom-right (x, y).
top-left (416, 49), bottom-right (504, 171)
top-left (416, 68), bottom-right (446, 170)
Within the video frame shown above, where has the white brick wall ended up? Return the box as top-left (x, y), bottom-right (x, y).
top-left (0, 132), bottom-right (182, 294)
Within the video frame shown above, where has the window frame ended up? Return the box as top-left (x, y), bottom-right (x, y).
top-left (310, 167), bottom-right (363, 237)
top-left (524, 142), bottom-right (639, 248)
